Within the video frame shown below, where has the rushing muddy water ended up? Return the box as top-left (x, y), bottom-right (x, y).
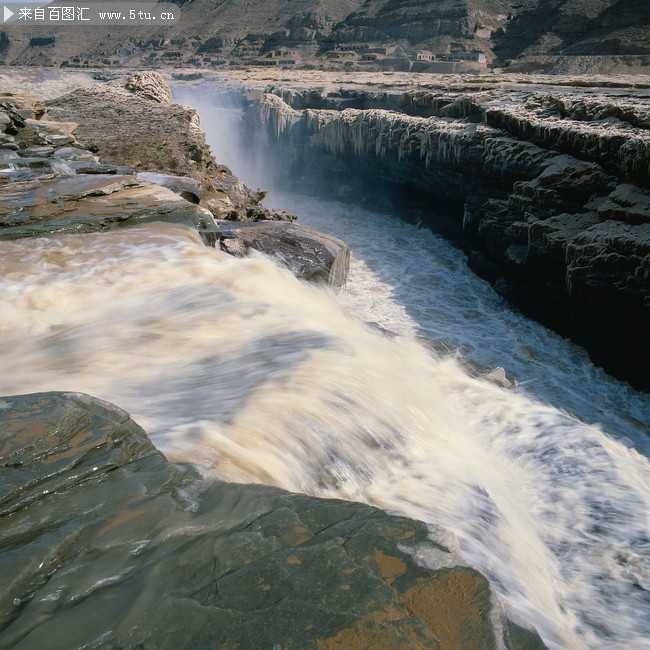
top-left (1, 81), bottom-right (649, 649)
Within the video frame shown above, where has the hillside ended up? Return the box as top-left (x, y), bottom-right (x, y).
top-left (0, 0), bottom-right (648, 73)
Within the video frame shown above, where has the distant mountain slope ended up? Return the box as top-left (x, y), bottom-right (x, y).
top-left (493, 0), bottom-right (650, 60)
top-left (0, 0), bottom-right (648, 71)
top-left (179, 0), bottom-right (365, 41)
top-left (326, 0), bottom-right (527, 59)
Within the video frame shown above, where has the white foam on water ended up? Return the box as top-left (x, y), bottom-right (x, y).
top-left (1, 76), bottom-right (649, 648)
top-left (1, 221), bottom-right (649, 649)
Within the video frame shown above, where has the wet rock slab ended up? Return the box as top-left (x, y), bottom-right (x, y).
top-left (0, 173), bottom-right (218, 243)
top-left (218, 219), bottom-right (351, 288)
top-left (0, 392), bottom-right (545, 649)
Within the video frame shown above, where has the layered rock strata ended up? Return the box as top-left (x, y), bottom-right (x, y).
top-left (0, 392), bottom-right (546, 648)
top-left (0, 72), bottom-right (348, 285)
top-left (44, 71), bottom-right (297, 225)
top-left (0, 89), bottom-right (219, 245)
top-left (243, 83), bottom-right (650, 389)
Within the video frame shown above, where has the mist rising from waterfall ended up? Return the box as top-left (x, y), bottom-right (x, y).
top-left (172, 84), bottom-right (269, 191)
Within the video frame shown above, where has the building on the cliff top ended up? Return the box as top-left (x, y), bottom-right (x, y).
top-left (414, 50), bottom-right (434, 61)
top-left (336, 43), bottom-right (370, 52)
top-left (439, 52), bottom-right (487, 63)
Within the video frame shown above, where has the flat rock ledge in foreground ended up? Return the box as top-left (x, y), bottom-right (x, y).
top-left (0, 392), bottom-right (545, 649)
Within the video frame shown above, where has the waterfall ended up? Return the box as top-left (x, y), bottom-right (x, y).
top-left (2, 79), bottom-right (648, 650)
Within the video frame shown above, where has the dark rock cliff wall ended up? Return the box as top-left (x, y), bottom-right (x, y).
top-left (242, 84), bottom-right (650, 390)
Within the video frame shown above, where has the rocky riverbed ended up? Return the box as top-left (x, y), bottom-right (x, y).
top-left (191, 68), bottom-right (650, 390)
top-left (0, 70), bottom-right (546, 647)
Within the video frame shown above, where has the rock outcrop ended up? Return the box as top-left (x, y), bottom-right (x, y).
top-left (0, 92), bottom-right (45, 119)
top-left (0, 90), bottom-right (220, 245)
top-left (219, 220), bottom-right (351, 288)
top-left (1, 73), bottom-right (346, 284)
top-left (123, 70), bottom-right (174, 104)
top-left (45, 74), bottom-right (221, 178)
top-left (45, 73), bottom-right (297, 225)
top-left (241, 80), bottom-right (650, 389)
top-left (0, 392), bottom-right (546, 648)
